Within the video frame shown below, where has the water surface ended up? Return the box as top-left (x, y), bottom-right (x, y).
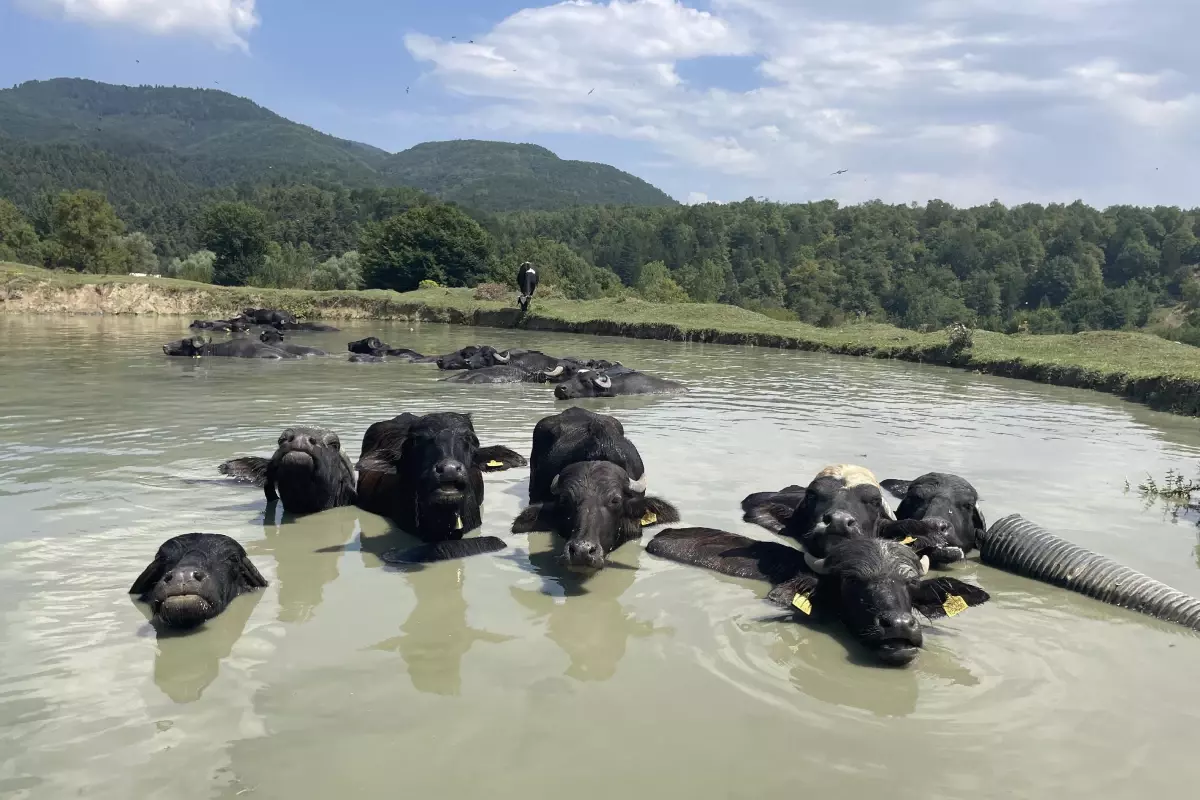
top-left (2, 315), bottom-right (1199, 799)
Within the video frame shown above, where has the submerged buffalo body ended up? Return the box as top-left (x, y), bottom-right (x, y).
top-left (190, 319), bottom-right (249, 332)
top-left (162, 336), bottom-right (299, 359)
top-left (517, 262), bottom-right (539, 312)
top-left (273, 321), bottom-right (340, 332)
top-left (240, 308), bottom-right (296, 325)
top-left (355, 412), bottom-right (527, 560)
top-left (512, 408), bottom-right (677, 569)
top-left (647, 528), bottom-right (989, 665)
top-left (881, 473), bottom-right (985, 566)
top-left (346, 337), bottom-right (425, 361)
top-left (553, 367), bottom-right (685, 400)
top-left (258, 329), bottom-right (328, 357)
top-left (219, 426), bottom-right (357, 515)
top-left (441, 365), bottom-right (537, 384)
top-left (130, 533), bottom-right (268, 630)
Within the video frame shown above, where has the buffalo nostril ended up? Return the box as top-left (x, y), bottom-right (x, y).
top-left (162, 573), bottom-right (173, 582)
top-left (822, 513), bottom-right (833, 525)
top-left (306, 436), bottom-right (316, 447)
top-left (191, 571), bottom-right (206, 582)
top-left (879, 612), bottom-right (916, 631)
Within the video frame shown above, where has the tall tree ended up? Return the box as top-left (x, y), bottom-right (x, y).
top-left (46, 190), bottom-right (127, 273)
top-left (201, 202), bottom-right (270, 286)
top-left (360, 204), bottom-right (492, 291)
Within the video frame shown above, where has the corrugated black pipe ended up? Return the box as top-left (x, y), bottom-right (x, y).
top-left (979, 514), bottom-right (1200, 631)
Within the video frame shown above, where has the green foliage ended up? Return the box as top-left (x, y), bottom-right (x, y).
top-left (360, 204), bottom-right (491, 291)
top-left (118, 232), bottom-right (159, 274)
top-left (491, 236), bottom-right (617, 299)
top-left (0, 198), bottom-right (41, 263)
top-left (310, 251), bottom-right (362, 291)
top-left (635, 260), bottom-right (690, 303)
top-left (201, 202), bottom-right (270, 286)
top-left (164, 250), bottom-right (215, 283)
top-left (418, 279), bottom-right (440, 290)
top-left (45, 189), bottom-right (126, 273)
top-left (250, 241), bottom-right (319, 289)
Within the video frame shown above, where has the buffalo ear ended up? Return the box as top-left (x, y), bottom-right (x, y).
top-left (238, 556), bottom-right (269, 590)
top-left (741, 496), bottom-right (799, 534)
top-left (511, 503), bottom-right (557, 534)
top-left (972, 505), bottom-right (987, 538)
top-left (355, 452), bottom-right (398, 474)
top-left (129, 557), bottom-right (166, 596)
top-left (913, 577), bottom-right (990, 619)
top-left (880, 478), bottom-right (911, 499)
top-left (218, 456), bottom-right (271, 487)
top-left (475, 445), bottom-right (528, 472)
top-left (765, 574), bottom-right (822, 614)
top-left (631, 496), bottom-right (680, 528)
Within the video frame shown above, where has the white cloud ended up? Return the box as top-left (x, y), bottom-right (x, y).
top-left (685, 191), bottom-right (708, 204)
top-left (28, 0), bottom-right (259, 48)
top-left (403, 0), bottom-right (1200, 206)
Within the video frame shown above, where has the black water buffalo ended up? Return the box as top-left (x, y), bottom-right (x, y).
top-left (534, 359), bottom-right (621, 383)
top-left (346, 337), bottom-right (425, 361)
top-left (130, 533), bottom-right (268, 630)
top-left (881, 473), bottom-right (986, 566)
top-left (510, 408), bottom-right (677, 569)
top-left (258, 329), bottom-right (328, 357)
top-left (240, 308), bottom-right (296, 325)
top-left (349, 353), bottom-right (386, 363)
top-left (741, 465), bottom-right (897, 565)
top-left (517, 261), bottom-right (538, 312)
top-left (190, 319), bottom-right (249, 332)
top-left (553, 367), bottom-right (686, 399)
top-left (354, 412), bottom-right (527, 559)
top-left (435, 345), bottom-right (486, 370)
top-left (646, 528), bottom-right (990, 666)
top-left (273, 321), bottom-right (340, 332)
top-left (162, 336), bottom-right (299, 359)
top-left (219, 427), bottom-right (357, 515)
top-left (440, 365), bottom-right (537, 384)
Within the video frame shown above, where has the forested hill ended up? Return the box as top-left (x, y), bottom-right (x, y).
top-left (378, 140), bottom-right (677, 211)
top-left (0, 79), bottom-right (675, 211)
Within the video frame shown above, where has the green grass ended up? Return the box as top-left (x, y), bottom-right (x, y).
top-left (6, 262), bottom-right (1200, 415)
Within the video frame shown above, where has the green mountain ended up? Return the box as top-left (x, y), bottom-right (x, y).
top-left (0, 79), bottom-right (676, 211)
top-left (379, 140), bottom-right (677, 211)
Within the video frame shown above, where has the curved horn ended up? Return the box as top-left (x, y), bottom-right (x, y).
top-left (919, 554), bottom-right (930, 576)
top-left (627, 474), bottom-right (647, 494)
top-left (494, 351), bottom-right (510, 364)
top-left (594, 374), bottom-right (612, 389)
top-left (546, 365), bottom-right (564, 377)
top-left (804, 552), bottom-right (830, 575)
top-left (550, 474), bottom-right (561, 495)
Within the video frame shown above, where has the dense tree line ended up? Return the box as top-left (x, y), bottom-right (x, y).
top-left (4, 184), bottom-right (1200, 341)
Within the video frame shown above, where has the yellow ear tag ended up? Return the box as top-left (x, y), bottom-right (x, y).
top-left (942, 595), bottom-right (968, 617)
top-left (454, 514), bottom-right (464, 531)
top-left (791, 593), bottom-right (813, 615)
top-left (900, 536), bottom-right (917, 545)
top-left (639, 512), bottom-right (658, 527)
top-left (486, 460), bottom-right (504, 468)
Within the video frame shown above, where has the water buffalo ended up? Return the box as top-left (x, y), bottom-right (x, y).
top-left (440, 365), bottom-right (538, 384)
top-left (130, 533), bottom-right (268, 630)
top-left (511, 408), bottom-right (677, 569)
top-left (273, 321), bottom-right (340, 332)
top-left (553, 367), bottom-right (686, 399)
top-left (258, 329), bottom-right (328, 357)
top-left (346, 337), bottom-right (425, 361)
top-left (881, 473), bottom-right (986, 566)
top-left (190, 319), bottom-right (249, 332)
top-left (535, 359), bottom-right (621, 384)
top-left (517, 261), bottom-right (538, 312)
top-left (435, 345), bottom-right (487, 370)
top-left (219, 427), bottom-right (357, 515)
top-left (350, 353), bottom-right (386, 363)
top-left (741, 465), bottom-right (896, 567)
top-left (354, 412), bottom-right (527, 560)
top-left (240, 308), bottom-right (296, 325)
top-left (162, 336), bottom-right (299, 359)
top-left (646, 528), bottom-right (990, 666)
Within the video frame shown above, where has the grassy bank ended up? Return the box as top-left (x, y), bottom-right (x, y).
top-left (6, 262), bottom-right (1200, 417)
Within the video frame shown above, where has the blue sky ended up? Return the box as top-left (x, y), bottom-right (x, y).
top-left (2, 0), bottom-right (1198, 208)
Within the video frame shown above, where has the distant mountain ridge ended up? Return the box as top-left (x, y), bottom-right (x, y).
top-left (0, 78), bottom-right (677, 211)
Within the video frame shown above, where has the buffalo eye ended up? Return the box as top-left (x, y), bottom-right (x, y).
top-left (329, 438), bottom-right (340, 451)
top-left (607, 495), bottom-right (621, 508)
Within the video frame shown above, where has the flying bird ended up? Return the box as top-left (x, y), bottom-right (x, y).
top-left (587, 88), bottom-right (594, 95)
top-left (831, 169), bottom-right (848, 175)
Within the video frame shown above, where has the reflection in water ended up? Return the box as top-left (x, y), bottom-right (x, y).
top-left (368, 562), bottom-right (515, 696)
top-left (138, 590), bottom-right (264, 704)
top-left (245, 506), bottom-right (359, 624)
top-left (511, 534), bottom-right (671, 682)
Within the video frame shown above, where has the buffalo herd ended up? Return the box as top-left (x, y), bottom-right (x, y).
top-left (135, 343), bottom-right (995, 666)
top-left (163, 307), bottom-right (688, 399)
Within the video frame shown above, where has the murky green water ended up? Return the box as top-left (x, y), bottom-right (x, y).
top-left (2, 314), bottom-right (1200, 799)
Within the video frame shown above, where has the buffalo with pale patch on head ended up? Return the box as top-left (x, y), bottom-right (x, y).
top-left (647, 528), bottom-right (990, 666)
top-left (130, 533), bottom-right (268, 631)
top-left (219, 426), bottom-right (357, 516)
top-left (553, 366), bottom-right (686, 400)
